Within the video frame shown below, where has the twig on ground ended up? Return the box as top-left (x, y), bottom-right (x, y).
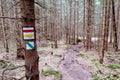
top-left (2, 65), bottom-right (25, 80)
top-left (0, 59), bottom-right (10, 64)
top-left (19, 76), bottom-right (26, 80)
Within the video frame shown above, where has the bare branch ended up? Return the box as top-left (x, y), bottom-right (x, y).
top-left (2, 65), bottom-right (25, 80)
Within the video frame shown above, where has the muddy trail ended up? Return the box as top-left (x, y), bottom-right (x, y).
top-left (59, 45), bottom-right (92, 80)
top-left (1, 42), bottom-right (119, 80)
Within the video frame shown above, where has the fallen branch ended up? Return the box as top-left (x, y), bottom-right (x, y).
top-left (2, 65), bottom-right (25, 80)
top-left (0, 60), bottom-right (10, 64)
top-left (0, 60), bottom-right (10, 68)
top-left (19, 76), bottom-right (26, 80)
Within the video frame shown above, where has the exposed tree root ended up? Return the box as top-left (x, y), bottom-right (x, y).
top-left (2, 65), bottom-right (25, 80)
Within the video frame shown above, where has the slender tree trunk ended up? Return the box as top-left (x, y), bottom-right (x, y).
top-left (0, 0), bottom-right (5, 48)
top-left (86, 0), bottom-right (92, 50)
top-left (112, 0), bottom-right (118, 51)
top-left (66, 14), bottom-right (69, 44)
top-left (76, 1), bottom-right (79, 44)
top-left (69, 0), bottom-right (72, 44)
top-left (53, 0), bottom-right (58, 48)
top-left (44, 14), bottom-right (48, 39)
top-left (83, 0), bottom-right (86, 47)
top-left (0, 0), bottom-right (9, 52)
top-left (73, 0), bottom-right (76, 45)
top-left (66, 1), bottom-right (69, 44)
top-left (100, 0), bottom-right (107, 64)
top-left (110, 19), bottom-right (113, 43)
top-left (13, 0), bottom-right (24, 59)
top-left (105, 0), bottom-right (111, 51)
top-left (117, 0), bottom-right (120, 31)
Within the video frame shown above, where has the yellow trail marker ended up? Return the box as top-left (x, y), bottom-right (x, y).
top-left (24, 34), bottom-right (34, 37)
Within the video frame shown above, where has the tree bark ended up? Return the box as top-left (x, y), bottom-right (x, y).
top-left (21, 0), bottom-right (39, 80)
top-left (105, 0), bottom-right (111, 51)
top-left (13, 0), bottom-right (24, 59)
top-left (0, 0), bottom-right (9, 53)
top-left (111, 0), bottom-right (118, 51)
top-left (86, 0), bottom-right (92, 50)
top-left (83, 0), bottom-right (86, 47)
top-left (100, 0), bottom-right (107, 64)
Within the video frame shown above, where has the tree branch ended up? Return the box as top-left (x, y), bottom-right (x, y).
top-left (2, 65), bottom-right (25, 80)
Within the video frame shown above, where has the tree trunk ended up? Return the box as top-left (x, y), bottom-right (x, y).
top-left (21, 0), bottom-right (39, 80)
top-left (83, 0), bottom-right (86, 47)
top-left (13, 0), bottom-right (24, 59)
top-left (86, 0), bottom-right (92, 50)
top-left (52, 0), bottom-right (58, 48)
top-left (105, 0), bottom-right (111, 51)
top-left (0, 0), bottom-right (9, 53)
top-left (73, 0), bottom-right (76, 45)
top-left (112, 0), bottom-right (118, 51)
top-left (100, 0), bottom-right (107, 64)
top-left (69, 0), bottom-right (72, 44)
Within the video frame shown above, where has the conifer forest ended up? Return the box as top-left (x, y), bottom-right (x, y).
top-left (0, 0), bottom-right (120, 80)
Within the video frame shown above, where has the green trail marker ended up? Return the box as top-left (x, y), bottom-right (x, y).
top-left (26, 41), bottom-right (35, 50)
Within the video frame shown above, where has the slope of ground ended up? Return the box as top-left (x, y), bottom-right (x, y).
top-left (0, 41), bottom-right (120, 80)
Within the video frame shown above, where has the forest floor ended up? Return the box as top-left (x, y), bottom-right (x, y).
top-left (0, 41), bottom-right (120, 80)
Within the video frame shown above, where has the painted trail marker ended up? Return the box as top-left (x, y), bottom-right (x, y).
top-left (26, 41), bottom-right (35, 50)
top-left (22, 26), bottom-right (36, 40)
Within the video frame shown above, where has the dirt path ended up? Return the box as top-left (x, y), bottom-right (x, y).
top-left (59, 45), bottom-right (92, 80)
